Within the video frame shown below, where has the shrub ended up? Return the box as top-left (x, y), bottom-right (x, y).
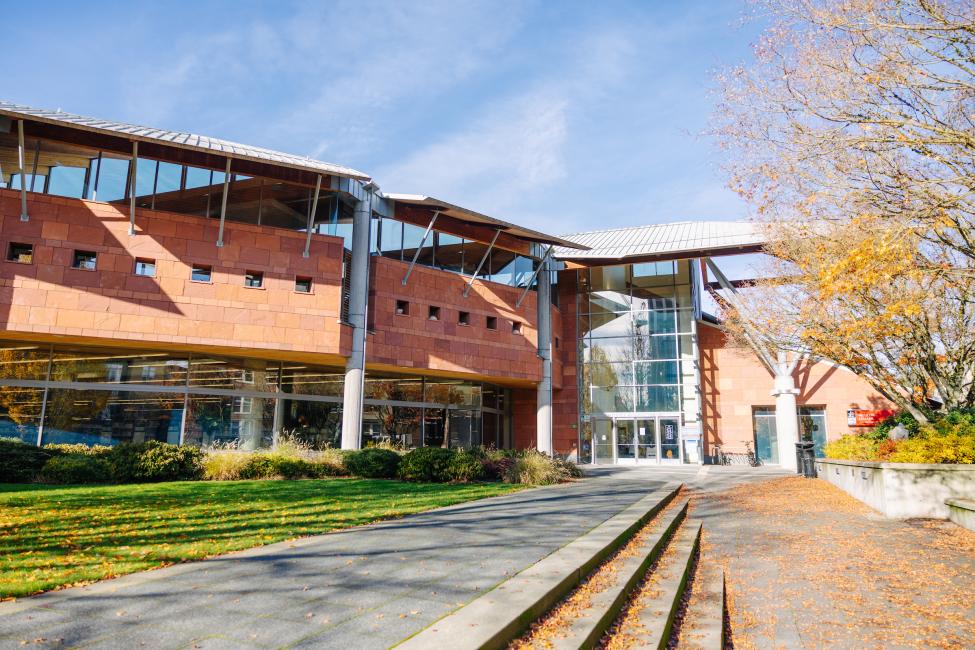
top-left (399, 447), bottom-right (455, 482)
top-left (309, 448), bottom-right (350, 476)
top-left (202, 449), bottom-right (252, 480)
top-left (869, 411), bottom-right (921, 441)
top-left (108, 441), bottom-right (203, 482)
top-left (824, 434), bottom-right (880, 461)
top-left (346, 448), bottom-right (401, 479)
top-left (886, 434), bottom-right (975, 464)
top-left (504, 450), bottom-right (581, 485)
top-left (446, 450), bottom-right (485, 482)
top-left (43, 443), bottom-right (113, 457)
top-left (482, 456), bottom-right (516, 481)
top-left (40, 455), bottom-right (113, 484)
top-left (0, 439), bottom-right (55, 483)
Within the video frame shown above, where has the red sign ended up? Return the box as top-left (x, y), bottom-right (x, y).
top-left (847, 409), bottom-right (895, 427)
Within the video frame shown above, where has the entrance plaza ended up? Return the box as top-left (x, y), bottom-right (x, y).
top-left (0, 100), bottom-right (890, 468)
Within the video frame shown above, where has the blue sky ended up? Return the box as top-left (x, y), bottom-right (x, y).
top-left (5, 0), bottom-right (761, 238)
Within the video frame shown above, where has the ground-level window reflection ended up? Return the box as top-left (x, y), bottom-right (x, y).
top-left (183, 394), bottom-right (274, 450)
top-left (41, 389), bottom-right (184, 446)
top-left (282, 399), bottom-right (341, 449)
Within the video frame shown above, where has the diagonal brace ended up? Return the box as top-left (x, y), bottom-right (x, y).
top-left (463, 228), bottom-right (502, 297)
top-left (401, 211), bottom-right (439, 286)
top-left (515, 245), bottom-right (554, 309)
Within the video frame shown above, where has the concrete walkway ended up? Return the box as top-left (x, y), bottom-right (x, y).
top-left (2, 475), bottom-right (675, 650)
top-left (693, 475), bottom-right (975, 649)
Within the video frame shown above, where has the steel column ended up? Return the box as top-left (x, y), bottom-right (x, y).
top-left (463, 228), bottom-right (501, 297)
top-left (303, 175), bottom-right (323, 258)
top-left (16, 120), bottom-right (28, 221)
top-left (536, 256), bottom-right (553, 455)
top-left (216, 158), bottom-right (232, 247)
top-left (341, 188), bottom-right (375, 450)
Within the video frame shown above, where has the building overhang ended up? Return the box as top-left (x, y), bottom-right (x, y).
top-left (0, 100), bottom-right (371, 189)
top-left (385, 193), bottom-right (588, 256)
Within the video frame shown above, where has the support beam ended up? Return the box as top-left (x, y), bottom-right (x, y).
top-left (704, 257), bottom-right (777, 374)
top-left (16, 120), bottom-right (28, 222)
top-left (401, 211), bottom-right (439, 286)
top-left (302, 175), bottom-right (323, 258)
top-left (215, 158), bottom-right (232, 247)
top-left (515, 245), bottom-right (554, 309)
top-left (463, 228), bottom-right (501, 297)
top-left (536, 255), bottom-right (553, 455)
top-left (128, 141), bottom-right (138, 235)
top-left (341, 188), bottom-right (375, 450)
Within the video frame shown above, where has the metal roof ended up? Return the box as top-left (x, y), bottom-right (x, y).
top-left (384, 193), bottom-right (588, 250)
top-left (0, 100), bottom-right (370, 181)
top-left (555, 220), bottom-right (765, 261)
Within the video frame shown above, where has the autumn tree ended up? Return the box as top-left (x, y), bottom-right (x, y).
top-left (712, 0), bottom-right (975, 420)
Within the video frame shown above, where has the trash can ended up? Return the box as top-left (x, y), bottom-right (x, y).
top-left (795, 441), bottom-right (817, 478)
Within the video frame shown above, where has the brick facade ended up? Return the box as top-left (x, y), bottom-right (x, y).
top-left (0, 190), bottom-right (349, 363)
top-left (698, 321), bottom-right (893, 455)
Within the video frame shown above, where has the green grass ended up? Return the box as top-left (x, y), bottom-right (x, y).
top-left (0, 479), bottom-right (523, 599)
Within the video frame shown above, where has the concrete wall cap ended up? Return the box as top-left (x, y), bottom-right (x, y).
top-left (818, 459), bottom-right (975, 471)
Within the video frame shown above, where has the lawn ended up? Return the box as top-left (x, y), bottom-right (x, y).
top-left (0, 478), bottom-right (524, 599)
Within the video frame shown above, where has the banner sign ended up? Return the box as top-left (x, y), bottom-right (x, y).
top-left (847, 409), bottom-right (895, 427)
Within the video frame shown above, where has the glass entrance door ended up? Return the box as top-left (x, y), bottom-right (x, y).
top-left (635, 418), bottom-right (657, 461)
top-left (659, 417), bottom-right (681, 463)
top-left (616, 419), bottom-right (636, 460)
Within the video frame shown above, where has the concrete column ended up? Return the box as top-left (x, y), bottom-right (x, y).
top-left (341, 191), bottom-right (373, 450)
top-left (536, 259), bottom-right (553, 455)
top-left (772, 372), bottom-right (800, 472)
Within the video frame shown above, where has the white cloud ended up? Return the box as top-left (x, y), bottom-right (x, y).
top-left (376, 90), bottom-right (568, 213)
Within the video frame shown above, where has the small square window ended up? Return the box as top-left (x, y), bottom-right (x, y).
top-left (512, 321), bottom-right (523, 334)
top-left (428, 306), bottom-right (441, 321)
top-left (244, 270), bottom-right (263, 288)
top-left (191, 264), bottom-right (212, 283)
top-left (6, 242), bottom-right (32, 264)
top-left (458, 311), bottom-right (470, 326)
top-left (134, 258), bottom-right (156, 277)
top-left (395, 300), bottom-right (410, 315)
top-left (486, 316), bottom-right (498, 330)
top-left (295, 276), bottom-right (313, 293)
top-left (72, 250), bottom-right (97, 270)
top-left (555, 337), bottom-right (560, 349)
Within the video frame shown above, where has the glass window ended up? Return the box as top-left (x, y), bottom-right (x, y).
top-left (583, 311), bottom-right (631, 338)
top-left (425, 380), bottom-right (479, 407)
top-left (367, 404), bottom-right (422, 448)
top-left (281, 398), bottom-right (341, 449)
top-left (0, 344), bottom-right (50, 380)
top-left (279, 365), bottom-right (344, 396)
top-left (585, 362), bottom-right (634, 387)
top-left (753, 407), bottom-right (778, 464)
top-left (7, 242), bottom-right (33, 264)
top-left (800, 406), bottom-right (828, 458)
top-left (47, 158), bottom-right (88, 198)
top-left (244, 271), bottom-right (263, 288)
top-left (0, 387), bottom-right (44, 443)
top-left (95, 154), bottom-right (131, 203)
top-left (379, 218), bottom-right (403, 260)
top-left (634, 361), bottom-right (679, 385)
top-left (436, 233), bottom-right (464, 273)
top-left (591, 386), bottom-right (634, 413)
top-left (449, 409), bottom-right (481, 448)
top-left (188, 358), bottom-right (279, 392)
top-left (365, 376), bottom-right (424, 402)
top-left (191, 265), bottom-right (212, 282)
top-left (402, 222), bottom-right (434, 267)
top-left (183, 393), bottom-right (275, 449)
top-left (295, 276), bottom-right (312, 293)
top-left (41, 389), bottom-right (185, 446)
top-left (134, 258), bottom-right (156, 277)
top-left (636, 386), bottom-right (680, 412)
top-left (50, 348), bottom-right (188, 386)
top-left (72, 250), bottom-right (97, 270)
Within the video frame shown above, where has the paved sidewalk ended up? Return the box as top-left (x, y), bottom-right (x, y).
top-left (1, 476), bottom-right (667, 650)
top-left (693, 476), bottom-right (975, 649)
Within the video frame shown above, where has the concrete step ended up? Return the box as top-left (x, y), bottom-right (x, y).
top-left (624, 519), bottom-right (703, 650)
top-left (394, 483), bottom-right (682, 650)
top-left (547, 498), bottom-right (690, 649)
top-left (673, 564), bottom-right (725, 649)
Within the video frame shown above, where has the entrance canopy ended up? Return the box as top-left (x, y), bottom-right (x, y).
top-left (555, 220), bottom-right (765, 266)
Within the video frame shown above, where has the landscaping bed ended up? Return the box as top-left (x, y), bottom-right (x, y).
top-left (0, 478), bottom-right (524, 599)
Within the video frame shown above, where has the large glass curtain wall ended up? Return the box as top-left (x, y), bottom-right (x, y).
top-left (577, 261), bottom-right (698, 462)
top-left (0, 341), bottom-right (509, 450)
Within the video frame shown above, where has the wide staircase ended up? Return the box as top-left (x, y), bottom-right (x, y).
top-left (395, 483), bottom-right (726, 650)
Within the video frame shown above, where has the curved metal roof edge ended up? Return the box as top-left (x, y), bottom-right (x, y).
top-left (0, 100), bottom-right (371, 182)
top-left (383, 193), bottom-right (588, 250)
